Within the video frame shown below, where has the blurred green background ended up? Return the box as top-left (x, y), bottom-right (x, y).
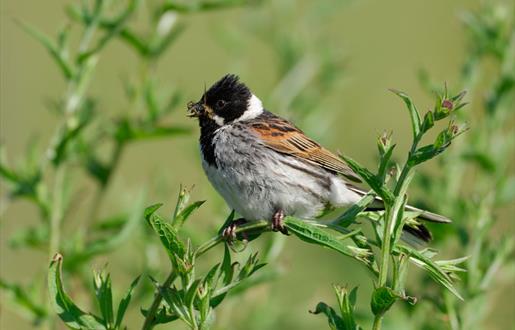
top-left (1, 0), bottom-right (513, 329)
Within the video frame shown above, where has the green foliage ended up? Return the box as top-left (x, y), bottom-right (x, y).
top-left (370, 287), bottom-right (397, 316)
top-left (48, 254), bottom-right (107, 330)
top-left (2, 1), bottom-right (513, 330)
top-left (306, 87), bottom-right (468, 330)
top-left (140, 194), bottom-right (270, 329)
top-left (410, 2), bottom-right (515, 329)
top-left (284, 217), bottom-right (376, 272)
top-left (1, 1), bottom-right (273, 329)
top-left (48, 253), bottom-right (140, 330)
top-left (311, 286), bottom-right (362, 330)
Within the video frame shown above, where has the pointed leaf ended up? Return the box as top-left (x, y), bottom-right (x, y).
top-left (48, 254), bottom-right (106, 329)
top-left (16, 20), bottom-right (74, 79)
top-left (284, 217), bottom-right (372, 267)
top-left (93, 271), bottom-right (114, 328)
top-left (340, 155), bottom-right (394, 204)
top-left (334, 285), bottom-right (361, 330)
top-left (115, 275), bottom-right (140, 328)
top-left (397, 245), bottom-right (463, 300)
top-left (310, 302), bottom-right (345, 330)
top-left (389, 89), bottom-right (421, 139)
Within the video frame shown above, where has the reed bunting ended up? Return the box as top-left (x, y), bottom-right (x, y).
top-left (187, 74), bottom-right (449, 240)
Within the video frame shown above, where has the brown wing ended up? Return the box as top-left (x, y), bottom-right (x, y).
top-left (249, 115), bottom-right (361, 183)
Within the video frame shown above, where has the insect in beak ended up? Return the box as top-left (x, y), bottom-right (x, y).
top-left (187, 101), bottom-right (204, 118)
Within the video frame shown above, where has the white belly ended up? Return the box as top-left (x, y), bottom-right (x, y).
top-left (201, 144), bottom-right (360, 221)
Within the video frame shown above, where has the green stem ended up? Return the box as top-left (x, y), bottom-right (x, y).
top-left (378, 166), bottom-right (411, 287)
top-left (46, 164), bottom-right (66, 330)
top-left (444, 290), bottom-right (460, 330)
top-left (141, 271), bottom-right (178, 330)
top-left (49, 165), bottom-right (66, 258)
top-left (377, 205), bottom-right (393, 287)
top-left (375, 162), bottom-right (413, 329)
top-left (372, 314), bottom-right (383, 330)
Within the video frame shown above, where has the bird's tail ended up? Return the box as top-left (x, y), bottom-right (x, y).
top-left (347, 186), bottom-right (450, 243)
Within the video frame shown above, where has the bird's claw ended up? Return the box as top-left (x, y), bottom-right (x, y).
top-left (222, 218), bottom-right (248, 242)
top-left (272, 209), bottom-right (289, 235)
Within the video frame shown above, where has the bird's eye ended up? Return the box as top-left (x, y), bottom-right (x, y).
top-left (216, 100), bottom-right (226, 109)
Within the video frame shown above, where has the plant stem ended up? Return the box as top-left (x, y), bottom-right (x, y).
top-left (377, 205), bottom-right (393, 287)
top-left (46, 164), bottom-right (66, 330)
top-left (141, 271), bottom-right (178, 330)
top-left (49, 165), bottom-right (66, 258)
top-left (372, 314), bottom-right (383, 330)
top-left (375, 162), bottom-right (413, 329)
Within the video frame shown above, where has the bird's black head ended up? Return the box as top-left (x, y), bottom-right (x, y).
top-left (187, 74), bottom-right (263, 126)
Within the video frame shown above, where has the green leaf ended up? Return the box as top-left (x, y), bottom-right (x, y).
top-left (85, 155), bottom-right (111, 186)
top-left (185, 279), bottom-right (202, 310)
top-left (284, 217), bottom-right (372, 266)
top-left (114, 119), bottom-right (191, 142)
top-left (397, 245), bottom-right (463, 300)
top-left (93, 270), bottom-right (114, 328)
top-left (16, 20), bottom-right (74, 79)
top-left (377, 142), bottom-right (396, 183)
top-left (203, 264), bottom-right (220, 290)
top-left (145, 204), bottom-right (186, 261)
top-left (160, 287), bottom-right (189, 325)
top-left (144, 79), bottom-right (160, 122)
top-left (334, 285), bottom-right (361, 330)
top-left (140, 306), bottom-right (179, 325)
top-left (173, 201), bottom-right (205, 229)
top-left (340, 155), bottom-right (394, 204)
top-left (310, 302), bottom-right (345, 330)
top-left (238, 253), bottom-right (266, 280)
top-left (409, 144), bottom-right (442, 165)
top-left (210, 244), bottom-right (234, 308)
top-left (420, 111), bottom-right (435, 133)
top-left (389, 89), bottom-right (421, 139)
top-left (220, 244), bottom-right (234, 286)
top-left (76, 0), bottom-right (138, 63)
top-left (392, 254), bottom-right (410, 293)
top-left (50, 100), bottom-right (95, 166)
top-left (115, 275), bottom-right (140, 329)
top-left (48, 254), bottom-right (106, 330)
top-left (144, 203), bottom-right (164, 218)
top-left (370, 287), bottom-right (398, 316)
top-left (157, 0), bottom-right (256, 14)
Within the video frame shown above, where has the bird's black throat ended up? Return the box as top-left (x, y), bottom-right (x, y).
top-left (199, 116), bottom-right (220, 167)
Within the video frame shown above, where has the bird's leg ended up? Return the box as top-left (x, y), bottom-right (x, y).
top-left (222, 218), bottom-right (248, 242)
top-left (272, 209), bottom-right (289, 235)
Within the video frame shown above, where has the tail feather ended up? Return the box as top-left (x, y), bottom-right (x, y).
top-left (347, 186), bottom-right (450, 243)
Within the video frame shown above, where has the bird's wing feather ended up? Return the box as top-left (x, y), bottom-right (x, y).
top-left (249, 115), bottom-right (361, 183)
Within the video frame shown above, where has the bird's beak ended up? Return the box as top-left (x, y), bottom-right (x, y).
top-left (187, 101), bottom-right (204, 118)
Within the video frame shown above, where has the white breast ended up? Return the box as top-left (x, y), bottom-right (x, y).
top-left (201, 125), bottom-right (360, 221)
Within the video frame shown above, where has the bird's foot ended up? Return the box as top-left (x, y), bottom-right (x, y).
top-left (222, 218), bottom-right (248, 242)
top-left (272, 209), bottom-right (289, 235)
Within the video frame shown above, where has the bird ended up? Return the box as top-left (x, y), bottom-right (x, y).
top-left (187, 74), bottom-right (449, 241)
